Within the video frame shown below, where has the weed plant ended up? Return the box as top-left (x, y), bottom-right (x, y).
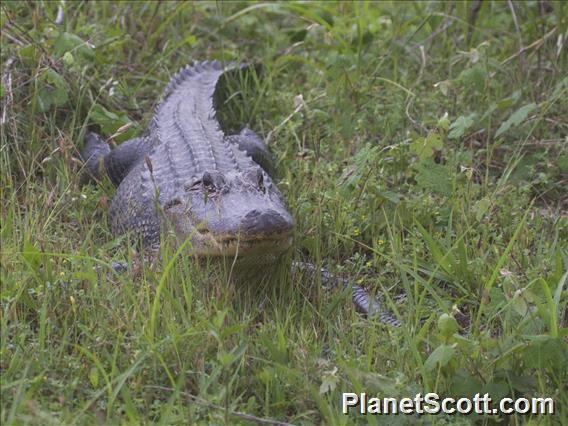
top-left (1, 2), bottom-right (567, 424)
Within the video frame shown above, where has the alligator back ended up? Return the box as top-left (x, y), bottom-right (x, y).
top-left (151, 61), bottom-right (255, 177)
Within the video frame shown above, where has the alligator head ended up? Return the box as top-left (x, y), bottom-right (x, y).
top-left (162, 167), bottom-right (294, 257)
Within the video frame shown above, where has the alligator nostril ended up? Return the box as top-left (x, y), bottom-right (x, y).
top-left (241, 209), bottom-right (292, 233)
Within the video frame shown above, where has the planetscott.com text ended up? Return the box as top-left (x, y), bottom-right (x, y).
top-left (342, 392), bottom-right (554, 415)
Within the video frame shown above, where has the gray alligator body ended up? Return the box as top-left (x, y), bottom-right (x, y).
top-left (83, 61), bottom-right (400, 327)
top-left (83, 61), bottom-right (294, 256)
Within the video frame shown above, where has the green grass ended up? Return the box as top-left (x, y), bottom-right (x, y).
top-left (1, 1), bottom-right (567, 424)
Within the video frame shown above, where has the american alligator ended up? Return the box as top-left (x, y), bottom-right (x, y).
top-left (83, 61), bottom-right (294, 257)
top-left (82, 60), bottom-right (400, 327)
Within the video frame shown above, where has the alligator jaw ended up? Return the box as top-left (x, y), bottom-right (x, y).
top-left (189, 228), bottom-right (294, 257)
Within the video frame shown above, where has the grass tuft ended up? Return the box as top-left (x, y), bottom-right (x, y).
top-left (1, 1), bottom-right (567, 424)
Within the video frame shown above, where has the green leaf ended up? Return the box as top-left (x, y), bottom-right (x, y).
top-left (437, 115), bottom-right (450, 131)
top-left (319, 369), bottom-right (339, 394)
top-left (511, 291), bottom-right (530, 316)
top-left (438, 313), bottom-right (459, 339)
top-left (424, 344), bottom-right (454, 371)
top-left (474, 197), bottom-right (491, 221)
top-left (185, 35), bottom-right (197, 46)
top-left (217, 351), bottom-right (234, 367)
top-left (496, 98), bottom-right (513, 110)
top-left (448, 114), bottom-right (475, 140)
top-left (410, 132), bottom-right (443, 161)
top-left (496, 90), bottom-right (521, 109)
top-left (44, 69), bottom-right (68, 104)
top-left (89, 104), bottom-right (136, 142)
top-left (90, 104), bottom-right (120, 125)
top-left (495, 103), bottom-right (537, 137)
top-left (453, 334), bottom-right (477, 353)
top-left (458, 65), bottom-right (486, 93)
top-left (89, 367), bottom-right (99, 388)
top-left (434, 80), bottom-right (452, 97)
top-left (63, 51), bottom-right (75, 66)
top-left (18, 44), bottom-right (37, 64)
top-left (414, 160), bottom-right (454, 197)
top-left (380, 190), bottom-right (401, 204)
top-left (37, 69), bottom-right (70, 112)
top-left (53, 32), bottom-right (95, 62)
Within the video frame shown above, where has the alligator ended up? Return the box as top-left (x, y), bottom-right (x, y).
top-left (83, 61), bottom-right (294, 258)
top-left (82, 60), bottom-right (400, 327)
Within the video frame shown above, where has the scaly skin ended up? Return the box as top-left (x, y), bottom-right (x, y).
top-left (82, 61), bottom-right (294, 256)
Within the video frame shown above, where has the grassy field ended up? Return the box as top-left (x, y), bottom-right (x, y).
top-left (1, 1), bottom-right (567, 424)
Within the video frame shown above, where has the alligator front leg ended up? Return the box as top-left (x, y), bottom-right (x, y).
top-left (81, 133), bottom-right (111, 181)
top-left (81, 132), bottom-right (152, 186)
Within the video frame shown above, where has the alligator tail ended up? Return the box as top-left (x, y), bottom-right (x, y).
top-left (293, 261), bottom-right (402, 327)
top-left (352, 285), bottom-right (402, 327)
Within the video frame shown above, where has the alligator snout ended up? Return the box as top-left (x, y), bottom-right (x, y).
top-left (240, 209), bottom-right (293, 235)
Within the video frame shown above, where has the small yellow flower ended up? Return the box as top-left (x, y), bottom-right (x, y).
top-left (353, 228), bottom-right (361, 236)
top-left (377, 239), bottom-right (385, 245)
top-left (60, 271), bottom-right (65, 276)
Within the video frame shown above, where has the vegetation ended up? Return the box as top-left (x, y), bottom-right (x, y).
top-left (1, 1), bottom-right (566, 424)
